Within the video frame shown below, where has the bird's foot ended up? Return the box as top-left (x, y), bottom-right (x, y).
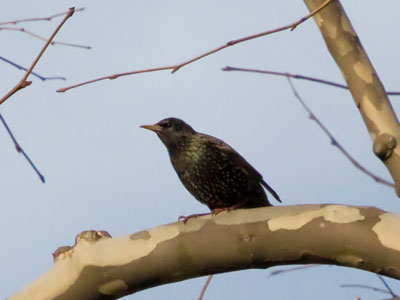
top-left (211, 201), bottom-right (247, 215)
top-left (179, 202), bottom-right (247, 224)
top-left (211, 207), bottom-right (232, 215)
top-left (178, 213), bottom-right (210, 224)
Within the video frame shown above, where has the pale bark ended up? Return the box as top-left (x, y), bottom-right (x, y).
top-left (9, 205), bottom-right (400, 300)
top-left (304, 0), bottom-right (400, 195)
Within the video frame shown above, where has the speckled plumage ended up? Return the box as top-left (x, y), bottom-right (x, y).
top-left (141, 117), bottom-right (280, 210)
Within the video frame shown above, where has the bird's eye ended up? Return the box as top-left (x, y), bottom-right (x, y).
top-left (160, 122), bottom-right (171, 128)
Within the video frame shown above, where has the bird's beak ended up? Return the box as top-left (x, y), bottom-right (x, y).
top-left (140, 124), bottom-right (162, 132)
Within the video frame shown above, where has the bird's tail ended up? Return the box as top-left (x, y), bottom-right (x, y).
top-left (261, 179), bottom-right (281, 203)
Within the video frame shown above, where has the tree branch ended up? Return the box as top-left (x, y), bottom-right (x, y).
top-left (9, 204), bottom-right (400, 300)
top-left (221, 66), bottom-right (395, 189)
top-left (377, 274), bottom-right (398, 297)
top-left (56, 0), bottom-right (335, 93)
top-left (269, 265), bottom-right (318, 277)
top-left (0, 7), bottom-right (85, 25)
top-left (197, 275), bottom-right (213, 300)
top-left (0, 56), bottom-right (66, 81)
top-left (286, 78), bottom-right (394, 188)
top-left (303, 0), bottom-right (400, 196)
top-left (341, 284), bottom-right (392, 295)
top-left (0, 26), bottom-right (91, 49)
top-left (222, 66), bottom-right (400, 96)
top-left (0, 114), bottom-right (45, 183)
top-left (0, 7), bottom-right (75, 106)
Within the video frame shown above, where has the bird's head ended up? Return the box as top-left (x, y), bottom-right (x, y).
top-left (141, 117), bottom-right (196, 154)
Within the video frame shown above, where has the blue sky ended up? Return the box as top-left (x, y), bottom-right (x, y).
top-left (1, 1), bottom-right (399, 299)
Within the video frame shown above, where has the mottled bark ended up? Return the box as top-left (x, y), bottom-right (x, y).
top-left (304, 0), bottom-right (400, 195)
top-left (9, 205), bottom-right (400, 300)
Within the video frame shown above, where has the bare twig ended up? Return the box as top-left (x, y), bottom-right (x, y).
top-left (285, 77), bottom-right (394, 188)
top-left (341, 284), bottom-right (392, 295)
top-left (222, 66), bottom-right (400, 96)
top-left (0, 114), bottom-right (45, 183)
top-left (341, 263), bottom-right (399, 298)
top-left (0, 7), bottom-right (75, 106)
top-left (0, 26), bottom-right (90, 49)
top-left (57, 66), bottom-right (174, 92)
top-left (225, 65), bottom-right (396, 187)
top-left (377, 275), bottom-right (397, 297)
top-left (269, 265), bottom-right (318, 277)
top-left (0, 56), bottom-right (65, 81)
top-left (0, 7), bottom-right (85, 25)
top-left (197, 275), bottom-right (213, 300)
top-left (57, 0), bottom-right (335, 93)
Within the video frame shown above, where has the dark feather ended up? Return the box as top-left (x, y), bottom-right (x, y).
top-left (142, 118), bottom-right (281, 210)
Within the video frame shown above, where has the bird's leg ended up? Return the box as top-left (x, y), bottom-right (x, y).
top-left (211, 200), bottom-right (248, 215)
top-left (211, 208), bottom-right (229, 215)
top-left (178, 213), bottom-right (210, 224)
top-left (229, 200), bottom-right (248, 209)
top-left (179, 201), bottom-right (250, 224)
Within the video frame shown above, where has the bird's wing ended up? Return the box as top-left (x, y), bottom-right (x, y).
top-left (200, 134), bottom-right (281, 203)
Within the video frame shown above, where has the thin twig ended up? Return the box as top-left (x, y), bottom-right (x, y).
top-left (57, 66), bottom-right (174, 92)
top-left (341, 284), bottom-right (392, 295)
top-left (222, 66), bottom-right (400, 96)
top-left (197, 275), bottom-right (213, 300)
top-left (0, 56), bottom-right (65, 81)
top-left (57, 0), bottom-right (335, 93)
top-left (0, 7), bottom-right (85, 25)
top-left (285, 77), bottom-right (394, 188)
top-left (0, 26), bottom-right (91, 49)
top-left (269, 265), bottom-right (318, 277)
top-left (0, 114), bottom-right (45, 183)
top-left (377, 275), bottom-right (397, 297)
top-left (0, 7), bottom-right (75, 106)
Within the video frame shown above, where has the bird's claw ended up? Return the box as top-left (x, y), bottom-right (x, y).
top-left (178, 213), bottom-right (210, 224)
top-left (178, 215), bottom-right (191, 224)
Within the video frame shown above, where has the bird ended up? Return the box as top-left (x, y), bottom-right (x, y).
top-left (140, 117), bottom-right (280, 218)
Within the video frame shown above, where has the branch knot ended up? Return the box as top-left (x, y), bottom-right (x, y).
top-left (373, 133), bottom-right (397, 161)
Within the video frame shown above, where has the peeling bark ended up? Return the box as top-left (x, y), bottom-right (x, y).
top-left (9, 205), bottom-right (400, 300)
top-left (303, 0), bottom-right (400, 196)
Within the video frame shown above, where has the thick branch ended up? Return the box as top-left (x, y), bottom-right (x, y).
top-left (9, 204), bottom-right (400, 300)
top-left (303, 0), bottom-right (400, 196)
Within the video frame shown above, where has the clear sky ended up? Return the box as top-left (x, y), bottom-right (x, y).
top-left (1, 1), bottom-right (399, 299)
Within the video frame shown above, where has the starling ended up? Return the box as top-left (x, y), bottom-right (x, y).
top-left (141, 117), bottom-right (280, 214)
